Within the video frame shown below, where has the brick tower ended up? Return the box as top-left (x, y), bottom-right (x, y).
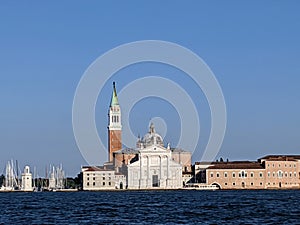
top-left (108, 82), bottom-right (122, 162)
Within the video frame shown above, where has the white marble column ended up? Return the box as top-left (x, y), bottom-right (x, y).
top-left (159, 155), bottom-right (162, 187)
top-left (139, 154), bottom-right (142, 188)
top-left (166, 156), bottom-right (169, 187)
top-left (147, 156), bottom-right (150, 188)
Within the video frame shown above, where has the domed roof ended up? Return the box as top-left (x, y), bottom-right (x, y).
top-left (138, 123), bottom-right (164, 148)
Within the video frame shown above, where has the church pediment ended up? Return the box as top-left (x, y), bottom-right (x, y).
top-left (139, 145), bottom-right (170, 153)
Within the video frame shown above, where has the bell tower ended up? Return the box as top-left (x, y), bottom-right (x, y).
top-left (108, 82), bottom-right (122, 162)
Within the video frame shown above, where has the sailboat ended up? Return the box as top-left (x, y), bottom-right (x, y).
top-left (0, 160), bottom-right (20, 192)
top-left (48, 164), bottom-right (65, 191)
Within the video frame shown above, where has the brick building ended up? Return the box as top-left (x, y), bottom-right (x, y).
top-left (202, 155), bottom-right (300, 189)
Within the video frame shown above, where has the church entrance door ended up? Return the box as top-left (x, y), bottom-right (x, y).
top-left (152, 175), bottom-right (159, 187)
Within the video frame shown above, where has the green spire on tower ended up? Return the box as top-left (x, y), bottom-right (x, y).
top-left (110, 82), bottom-right (119, 106)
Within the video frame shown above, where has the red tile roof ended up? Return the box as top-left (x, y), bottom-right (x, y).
top-left (207, 161), bottom-right (264, 170)
top-left (82, 166), bottom-right (114, 172)
top-left (259, 155), bottom-right (300, 161)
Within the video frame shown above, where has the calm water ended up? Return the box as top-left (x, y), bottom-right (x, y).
top-left (0, 190), bottom-right (299, 224)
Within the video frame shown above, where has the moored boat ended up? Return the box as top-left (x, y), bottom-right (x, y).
top-left (182, 183), bottom-right (219, 190)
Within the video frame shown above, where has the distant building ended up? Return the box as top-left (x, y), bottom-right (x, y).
top-left (79, 82), bottom-right (300, 191)
top-left (21, 166), bottom-right (33, 191)
top-left (113, 123), bottom-right (191, 189)
top-left (109, 82), bottom-right (192, 189)
top-left (105, 82), bottom-right (192, 189)
top-left (81, 166), bottom-right (126, 190)
top-left (260, 155), bottom-right (300, 189)
top-left (205, 161), bottom-right (265, 189)
top-left (126, 127), bottom-right (183, 189)
top-left (200, 155), bottom-right (300, 189)
top-left (108, 82), bottom-right (122, 162)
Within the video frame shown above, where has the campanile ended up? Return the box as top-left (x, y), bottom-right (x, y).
top-left (108, 82), bottom-right (122, 162)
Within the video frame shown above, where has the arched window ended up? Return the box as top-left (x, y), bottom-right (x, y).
top-left (239, 170), bottom-right (246, 178)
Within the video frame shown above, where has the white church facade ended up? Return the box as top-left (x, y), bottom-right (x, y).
top-left (127, 144), bottom-right (183, 189)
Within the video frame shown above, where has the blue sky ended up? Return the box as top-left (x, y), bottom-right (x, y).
top-left (1, 1), bottom-right (300, 176)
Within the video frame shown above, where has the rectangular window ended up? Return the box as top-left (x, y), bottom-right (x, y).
top-left (93, 182), bottom-right (95, 186)
top-left (210, 173), bottom-right (213, 177)
top-left (259, 173), bottom-right (263, 178)
top-left (103, 182), bottom-right (105, 186)
top-left (109, 182), bottom-right (111, 186)
top-left (224, 172), bottom-right (227, 178)
top-left (232, 173), bottom-right (235, 178)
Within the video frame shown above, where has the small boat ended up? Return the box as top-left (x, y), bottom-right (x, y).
top-left (182, 183), bottom-right (219, 190)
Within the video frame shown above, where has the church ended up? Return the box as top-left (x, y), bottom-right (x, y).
top-left (108, 82), bottom-right (192, 189)
top-left (81, 82), bottom-right (192, 190)
top-left (117, 123), bottom-right (184, 189)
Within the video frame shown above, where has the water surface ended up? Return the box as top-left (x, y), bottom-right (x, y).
top-left (0, 190), bottom-right (299, 224)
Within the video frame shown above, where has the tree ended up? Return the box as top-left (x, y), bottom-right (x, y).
top-left (0, 174), bottom-right (5, 187)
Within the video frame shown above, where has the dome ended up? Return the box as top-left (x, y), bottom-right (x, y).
top-left (137, 123), bottom-right (164, 148)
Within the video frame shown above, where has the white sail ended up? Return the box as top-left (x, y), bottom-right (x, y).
top-left (0, 160), bottom-right (19, 191)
